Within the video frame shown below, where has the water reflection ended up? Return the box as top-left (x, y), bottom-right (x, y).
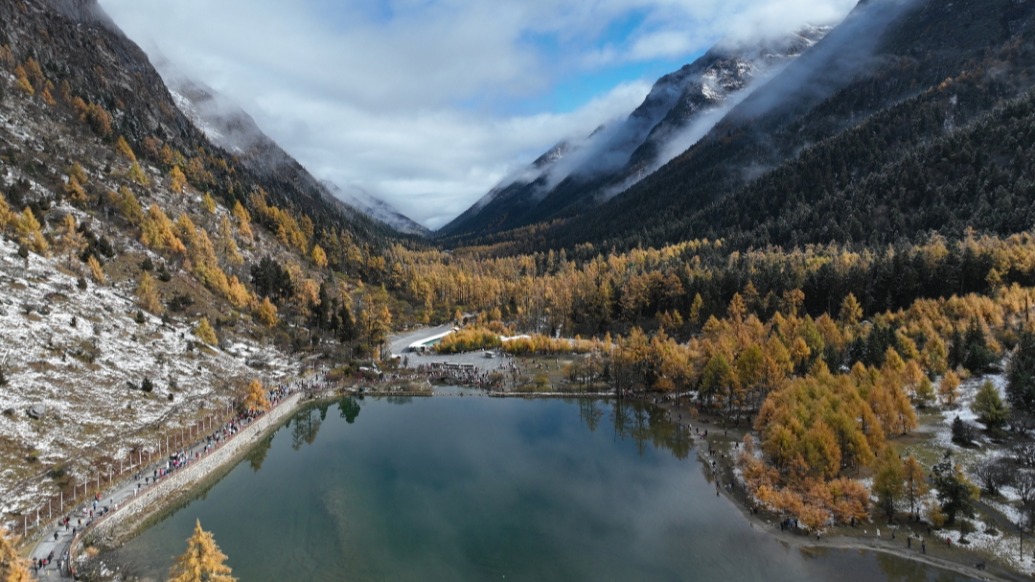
top-left (599, 399), bottom-right (693, 460)
top-left (339, 396), bottom-right (361, 423)
top-left (290, 406), bottom-right (322, 450)
top-left (116, 394), bottom-right (972, 582)
top-left (246, 434), bottom-right (273, 472)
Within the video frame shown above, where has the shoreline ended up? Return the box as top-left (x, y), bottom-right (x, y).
top-left (664, 402), bottom-right (1026, 582)
top-left (56, 383), bottom-right (1025, 581)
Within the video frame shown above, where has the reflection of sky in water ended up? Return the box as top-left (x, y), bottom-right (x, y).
top-left (117, 397), bottom-right (969, 582)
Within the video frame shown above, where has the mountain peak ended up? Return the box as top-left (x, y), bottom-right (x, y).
top-left (437, 25), bottom-right (832, 242)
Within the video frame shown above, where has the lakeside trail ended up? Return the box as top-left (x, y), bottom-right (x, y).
top-left (25, 377), bottom-right (321, 580)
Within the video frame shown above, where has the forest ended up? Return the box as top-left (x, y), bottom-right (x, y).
top-left (4, 0), bottom-right (1035, 562)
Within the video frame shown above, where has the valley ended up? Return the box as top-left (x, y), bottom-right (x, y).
top-left (3, 0), bottom-right (1035, 580)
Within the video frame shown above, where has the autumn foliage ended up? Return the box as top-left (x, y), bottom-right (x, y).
top-left (167, 520), bottom-right (236, 582)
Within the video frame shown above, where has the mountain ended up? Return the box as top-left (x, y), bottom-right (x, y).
top-left (438, 25), bottom-right (832, 241)
top-left (0, 0), bottom-right (399, 516)
top-left (495, 0), bottom-right (1035, 252)
top-left (156, 66), bottom-right (428, 236)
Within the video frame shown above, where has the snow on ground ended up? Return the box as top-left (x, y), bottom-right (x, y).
top-left (941, 523), bottom-right (1035, 575)
top-left (917, 369), bottom-right (1035, 574)
top-left (933, 372), bottom-right (1007, 449)
top-left (0, 235), bottom-right (295, 519)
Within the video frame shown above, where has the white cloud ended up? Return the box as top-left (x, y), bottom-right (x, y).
top-left (97, 0), bottom-right (856, 229)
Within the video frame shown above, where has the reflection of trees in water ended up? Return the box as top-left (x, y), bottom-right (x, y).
top-left (292, 407), bottom-right (322, 450)
top-left (338, 396), bottom-right (361, 424)
top-left (579, 399), bottom-right (603, 432)
top-left (599, 400), bottom-right (693, 460)
top-left (247, 434), bottom-right (274, 472)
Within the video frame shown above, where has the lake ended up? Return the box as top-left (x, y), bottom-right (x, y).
top-left (114, 392), bottom-right (971, 581)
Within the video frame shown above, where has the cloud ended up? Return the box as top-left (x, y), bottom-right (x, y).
top-left (97, 0), bottom-right (857, 229)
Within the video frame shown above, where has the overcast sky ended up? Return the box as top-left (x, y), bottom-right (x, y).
top-left (97, 0), bottom-right (856, 229)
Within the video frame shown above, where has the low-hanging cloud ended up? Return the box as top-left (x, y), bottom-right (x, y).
top-left (97, 0), bottom-right (858, 229)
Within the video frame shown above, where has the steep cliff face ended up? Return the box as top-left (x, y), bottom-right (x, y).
top-left (438, 26), bottom-right (830, 242)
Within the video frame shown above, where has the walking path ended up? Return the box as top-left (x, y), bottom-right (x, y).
top-left (27, 378), bottom-right (320, 580)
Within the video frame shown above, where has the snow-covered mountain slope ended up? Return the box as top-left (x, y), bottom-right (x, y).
top-left (158, 66), bottom-right (428, 237)
top-left (321, 181), bottom-right (428, 237)
top-left (438, 26), bottom-right (830, 241)
top-left (0, 235), bottom-right (296, 516)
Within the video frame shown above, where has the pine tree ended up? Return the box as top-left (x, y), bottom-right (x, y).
top-left (1007, 331), bottom-right (1035, 414)
top-left (931, 451), bottom-right (979, 525)
top-left (167, 520), bottom-right (236, 582)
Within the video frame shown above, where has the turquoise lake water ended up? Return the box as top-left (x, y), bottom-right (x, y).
top-left (115, 393), bottom-right (972, 581)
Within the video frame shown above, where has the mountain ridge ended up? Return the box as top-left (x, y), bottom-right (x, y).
top-left (438, 24), bottom-right (832, 241)
top-left (157, 66), bottom-right (428, 236)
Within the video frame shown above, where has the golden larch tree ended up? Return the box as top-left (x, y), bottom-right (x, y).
top-left (128, 161), bottom-right (149, 186)
top-left (59, 214), bottom-right (85, 266)
top-left (201, 192), bottom-right (217, 214)
top-left (115, 135), bottom-right (137, 162)
top-left (195, 317), bottom-right (218, 346)
top-left (14, 208), bottom-right (48, 255)
top-left (242, 379), bottom-right (271, 413)
top-left (87, 255), bottom-right (106, 285)
top-left (217, 215), bottom-right (243, 266)
top-left (939, 369), bottom-right (961, 406)
top-left (0, 192), bottom-right (12, 230)
top-left (231, 201), bottom-right (252, 241)
top-left (167, 520), bottom-right (236, 582)
top-left (254, 297), bottom-right (278, 328)
top-left (168, 165), bottom-right (188, 194)
top-left (0, 526), bottom-right (31, 582)
top-left (137, 271), bottom-right (161, 313)
top-left (311, 244), bottom-right (328, 268)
